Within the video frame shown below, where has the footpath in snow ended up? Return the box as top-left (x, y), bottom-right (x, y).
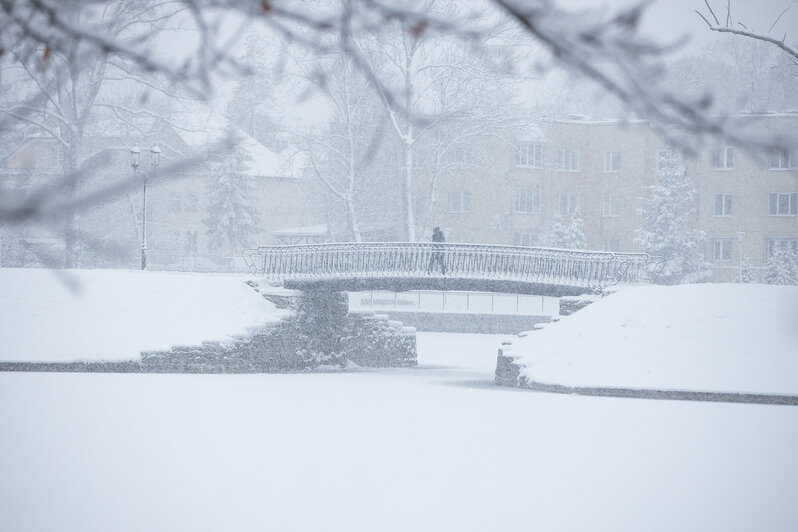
top-left (504, 284), bottom-right (798, 396)
top-left (0, 268), bottom-right (285, 362)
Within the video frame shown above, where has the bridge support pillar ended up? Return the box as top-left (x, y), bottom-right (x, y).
top-left (295, 290), bottom-right (417, 368)
top-left (295, 290), bottom-right (350, 362)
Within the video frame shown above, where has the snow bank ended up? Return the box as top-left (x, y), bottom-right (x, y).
top-left (0, 268), bottom-right (285, 362)
top-left (507, 284), bottom-right (798, 395)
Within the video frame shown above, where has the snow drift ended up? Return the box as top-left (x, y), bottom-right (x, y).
top-left (505, 284), bottom-right (798, 395)
top-left (0, 268), bottom-right (285, 362)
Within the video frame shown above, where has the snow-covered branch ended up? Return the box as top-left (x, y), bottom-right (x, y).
top-left (697, 1), bottom-right (798, 64)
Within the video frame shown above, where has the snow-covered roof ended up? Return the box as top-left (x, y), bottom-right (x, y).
top-left (168, 112), bottom-right (301, 179)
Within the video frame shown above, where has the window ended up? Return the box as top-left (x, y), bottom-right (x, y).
top-left (714, 194), bottom-right (732, 216)
top-left (768, 193), bottom-right (798, 216)
top-left (770, 150), bottom-right (797, 169)
top-left (712, 239), bottom-right (732, 262)
top-left (657, 149), bottom-right (675, 171)
top-left (557, 193), bottom-right (579, 216)
top-left (514, 232), bottom-right (536, 247)
top-left (516, 142), bottom-right (543, 168)
top-left (712, 147), bottom-right (734, 169)
top-left (603, 151), bottom-right (621, 172)
top-left (767, 239), bottom-right (798, 258)
top-left (446, 191), bottom-right (471, 213)
top-left (556, 148), bottom-right (579, 171)
top-left (167, 195), bottom-right (182, 212)
top-left (514, 187), bottom-right (540, 214)
top-left (603, 238), bottom-right (620, 252)
top-left (602, 193), bottom-right (619, 217)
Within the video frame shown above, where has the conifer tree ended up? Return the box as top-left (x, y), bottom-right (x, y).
top-left (765, 242), bottom-right (798, 285)
top-left (547, 209), bottom-right (585, 249)
top-left (635, 152), bottom-right (710, 284)
top-left (204, 147), bottom-right (260, 253)
top-left (548, 213), bottom-right (569, 248)
top-left (566, 207), bottom-right (586, 250)
top-left (734, 256), bottom-right (757, 283)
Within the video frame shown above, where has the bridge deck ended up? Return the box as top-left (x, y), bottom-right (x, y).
top-left (244, 242), bottom-right (654, 295)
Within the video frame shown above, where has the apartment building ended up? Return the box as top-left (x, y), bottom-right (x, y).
top-left (427, 113), bottom-right (798, 282)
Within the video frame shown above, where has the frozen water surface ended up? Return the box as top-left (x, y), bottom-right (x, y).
top-left (1, 332), bottom-right (797, 532)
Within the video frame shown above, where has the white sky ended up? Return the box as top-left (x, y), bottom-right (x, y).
top-left (155, 0), bottom-right (798, 127)
top-left (575, 0), bottom-right (798, 54)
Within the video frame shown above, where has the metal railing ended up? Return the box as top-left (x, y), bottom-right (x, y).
top-left (244, 242), bottom-right (655, 289)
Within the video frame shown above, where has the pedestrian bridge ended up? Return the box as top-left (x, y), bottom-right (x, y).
top-left (244, 242), bottom-right (655, 296)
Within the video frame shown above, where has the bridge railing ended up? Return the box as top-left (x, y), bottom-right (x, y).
top-left (243, 242), bottom-right (654, 288)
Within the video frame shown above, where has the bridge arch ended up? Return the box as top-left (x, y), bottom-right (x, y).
top-left (244, 242), bottom-right (654, 297)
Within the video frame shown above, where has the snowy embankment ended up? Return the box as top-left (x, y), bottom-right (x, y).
top-left (504, 284), bottom-right (798, 395)
top-left (0, 268), bottom-right (285, 362)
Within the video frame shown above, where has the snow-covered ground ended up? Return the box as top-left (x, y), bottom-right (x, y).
top-left (0, 268), bottom-right (285, 362)
top-left (1, 332), bottom-right (797, 532)
top-left (505, 284), bottom-right (798, 395)
top-left (1, 269), bottom-right (797, 530)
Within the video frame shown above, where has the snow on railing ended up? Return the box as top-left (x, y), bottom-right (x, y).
top-left (243, 242), bottom-right (654, 289)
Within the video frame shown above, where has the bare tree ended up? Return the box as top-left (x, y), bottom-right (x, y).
top-left (342, 0), bottom-right (520, 240)
top-left (2, 0), bottom-right (797, 250)
top-left (0, 0), bottom-right (192, 266)
top-left (294, 52), bottom-right (386, 242)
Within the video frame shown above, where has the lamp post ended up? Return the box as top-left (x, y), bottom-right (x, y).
top-left (130, 144), bottom-right (146, 270)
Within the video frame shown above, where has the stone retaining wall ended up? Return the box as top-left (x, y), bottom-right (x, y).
top-left (0, 289), bottom-right (417, 374)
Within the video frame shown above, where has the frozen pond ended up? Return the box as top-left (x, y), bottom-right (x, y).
top-left (1, 332), bottom-right (797, 532)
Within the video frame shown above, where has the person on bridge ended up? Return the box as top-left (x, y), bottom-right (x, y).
top-left (428, 227), bottom-right (447, 275)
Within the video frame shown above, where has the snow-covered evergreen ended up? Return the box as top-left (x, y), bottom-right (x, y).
top-left (734, 256), bottom-right (757, 284)
top-left (635, 152), bottom-right (710, 284)
top-left (565, 208), bottom-right (586, 250)
top-left (547, 210), bottom-right (585, 249)
top-left (204, 147), bottom-right (260, 253)
top-left (765, 242), bottom-right (798, 285)
top-left (547, 213), bottom-right (569, 248)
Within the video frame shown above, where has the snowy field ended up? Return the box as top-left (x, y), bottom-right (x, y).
top-left (507, 284), bottom-right (798, 395)
top-left (0, 268), bottom-right (285, 362)
top-left (1, 269), bottom-right (798, 530)
top-left (2, 332), bottom-right (797, 532)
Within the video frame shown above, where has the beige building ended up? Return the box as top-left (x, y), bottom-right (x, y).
top-left (426, 113), bottom-right (798, 282)
top-left (1, 115), bottom-right (326, 271)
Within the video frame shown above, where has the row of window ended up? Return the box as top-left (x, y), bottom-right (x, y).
top-left (712, 238), bottom-right (797, 262)
top-left (714, 193), bottom-right (798, 216)
top-left (450, 189), bottom-right (798, 217)
top-left (516, 142), bottom-right (798, 171)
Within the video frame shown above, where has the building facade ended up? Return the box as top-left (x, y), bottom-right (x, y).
top-left (426, 113), bottom-right (798, 282)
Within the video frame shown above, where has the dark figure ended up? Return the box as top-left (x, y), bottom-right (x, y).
top-left (428, 227), bottom-right (447, 275)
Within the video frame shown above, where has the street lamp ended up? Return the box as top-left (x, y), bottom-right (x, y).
top-left (130, 144), bottom-right (146, 270)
